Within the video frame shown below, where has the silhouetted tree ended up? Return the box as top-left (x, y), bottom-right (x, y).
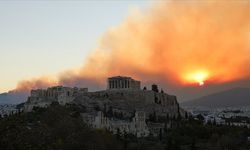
top-left (123, 130), bottom-right (128, 149)
top-left (143, 86), bottom-right (147, 90)
top-left (185, 112), bottom-right (188, 119)
top-left (207, 120), bottom-right (212, 125)
top-left (213, 118), bottom-right (217, 126)
top-left (189, 138), bottom-right (197, 150)
top-left (104, 104), bottom-right (107, 116)
top-left (94, 105), bottom-right (100, 111)
top-left (149, 111), bottom-right (157, 122)
top-left (159, 128), bottom-right (162, 141)
top-left (119, 112), bottom-right (123, 119)
top-left (116, 128), bottom-right (121, 139)
top-left (154, 96), bottom-right (159, 104)
top-left (107, 106), bottom-right (114, 117)
top-left (151, 84), bottom-right (159, 93)
top-left (196, 114), bottom-right (204, 121)
top-left (165, 138), bottom-right (173, 150)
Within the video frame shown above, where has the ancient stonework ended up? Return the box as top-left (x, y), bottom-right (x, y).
top-left (24, 76), bottom-right (185, 137)
top-left (24, 86), bottom-right (88, 111)
top-left (107, 76), bottom-right (140, 90)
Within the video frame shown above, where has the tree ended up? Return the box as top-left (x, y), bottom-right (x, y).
top-left (159, 128), bottom-right (163, 141)
top-left (94, 105), bottom-right (100, 111)
top-left (116, 128), bottom-right (121, 139)
top-left (166, 114), bottom-right (170, 122)
top-left (107, 106), bottom-right (114, 117)
top-left (189, 138), bottom-right (197, 150)
top-left (185, 112), bottom-right (188, 119)
top-left (143, 86), bottom-right (147, 90)
top-left (104, 104), bottom-right (107, 116)
top-left (123, 130), bottom-right (128, 149)
top-left (149, 112), bottom-right (157, 122)
top-left (119, 112), bottom-right (123, 119)
top-left (154, 96), bottom-right (159, 104)
top-left (151, 84), bottom-right (159, 93)
top-left (213, 118), bottom-right (217, 126)
top-left (196, 114), bottom-right (204, 121)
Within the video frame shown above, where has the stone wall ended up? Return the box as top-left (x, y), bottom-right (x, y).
top-left (24, 86), bottom-right (88, 112)
top-left (79, 89), bottom-right (180, 118)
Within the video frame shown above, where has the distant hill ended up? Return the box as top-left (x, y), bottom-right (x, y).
top-left (181, 88), bottom-right (250, 108)
top-left (0, 91), bottom-right (28, 104)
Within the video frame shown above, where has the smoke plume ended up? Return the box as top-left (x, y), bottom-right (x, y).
top-left (15, 1), bottom-right (250, 100)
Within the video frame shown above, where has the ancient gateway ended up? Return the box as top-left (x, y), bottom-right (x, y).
top-left (107, 76), bottom-right (140, 90)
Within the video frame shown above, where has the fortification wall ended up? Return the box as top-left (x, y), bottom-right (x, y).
top-left (77, 89), bottom-right (180, 118)
top-left (24, 86), bottom-right (182, 119)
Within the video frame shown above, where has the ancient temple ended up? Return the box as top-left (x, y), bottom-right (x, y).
top-left (107, 76), bottom-right (141, 90)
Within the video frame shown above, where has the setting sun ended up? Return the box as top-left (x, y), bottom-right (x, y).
top-left (184, 71), bottom-right (209, 86)
top-left (199, 81), bottom-right (204, 86)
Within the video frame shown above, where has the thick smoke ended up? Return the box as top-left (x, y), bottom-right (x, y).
top-left (15, 76), bottom-right (58, 92)
top-left (15, 1), bottom-right (250, 100)
top-left (85, 1), bottom-right (250, 84)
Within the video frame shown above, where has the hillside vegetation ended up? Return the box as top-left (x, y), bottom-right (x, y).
top-left (0, 103), bottom-right (250, 150)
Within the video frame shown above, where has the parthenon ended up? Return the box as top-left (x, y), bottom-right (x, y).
top-left (107, 76), bottom-right (141, 90)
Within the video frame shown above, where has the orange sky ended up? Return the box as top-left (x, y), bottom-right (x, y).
top-left (15, 1), bottom-right (250, 100)
top-left (81, 1), bottom-right (250, 84)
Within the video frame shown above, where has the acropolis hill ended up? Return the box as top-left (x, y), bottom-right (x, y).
top-left (24, 76), bottom-right (185, 137)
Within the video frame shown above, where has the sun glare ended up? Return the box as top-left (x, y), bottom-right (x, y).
top-left (199, 81), bottom-right (204, 86)
top-left (184, 71), bottom-right (209, 86)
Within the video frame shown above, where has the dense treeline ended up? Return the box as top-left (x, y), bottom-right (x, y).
top-left (162, 118), bottom-right (250, 150)
top-left (0, 103), bottom-right (123, 150)
top-left (0, 103), bottom-right (250, 150)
